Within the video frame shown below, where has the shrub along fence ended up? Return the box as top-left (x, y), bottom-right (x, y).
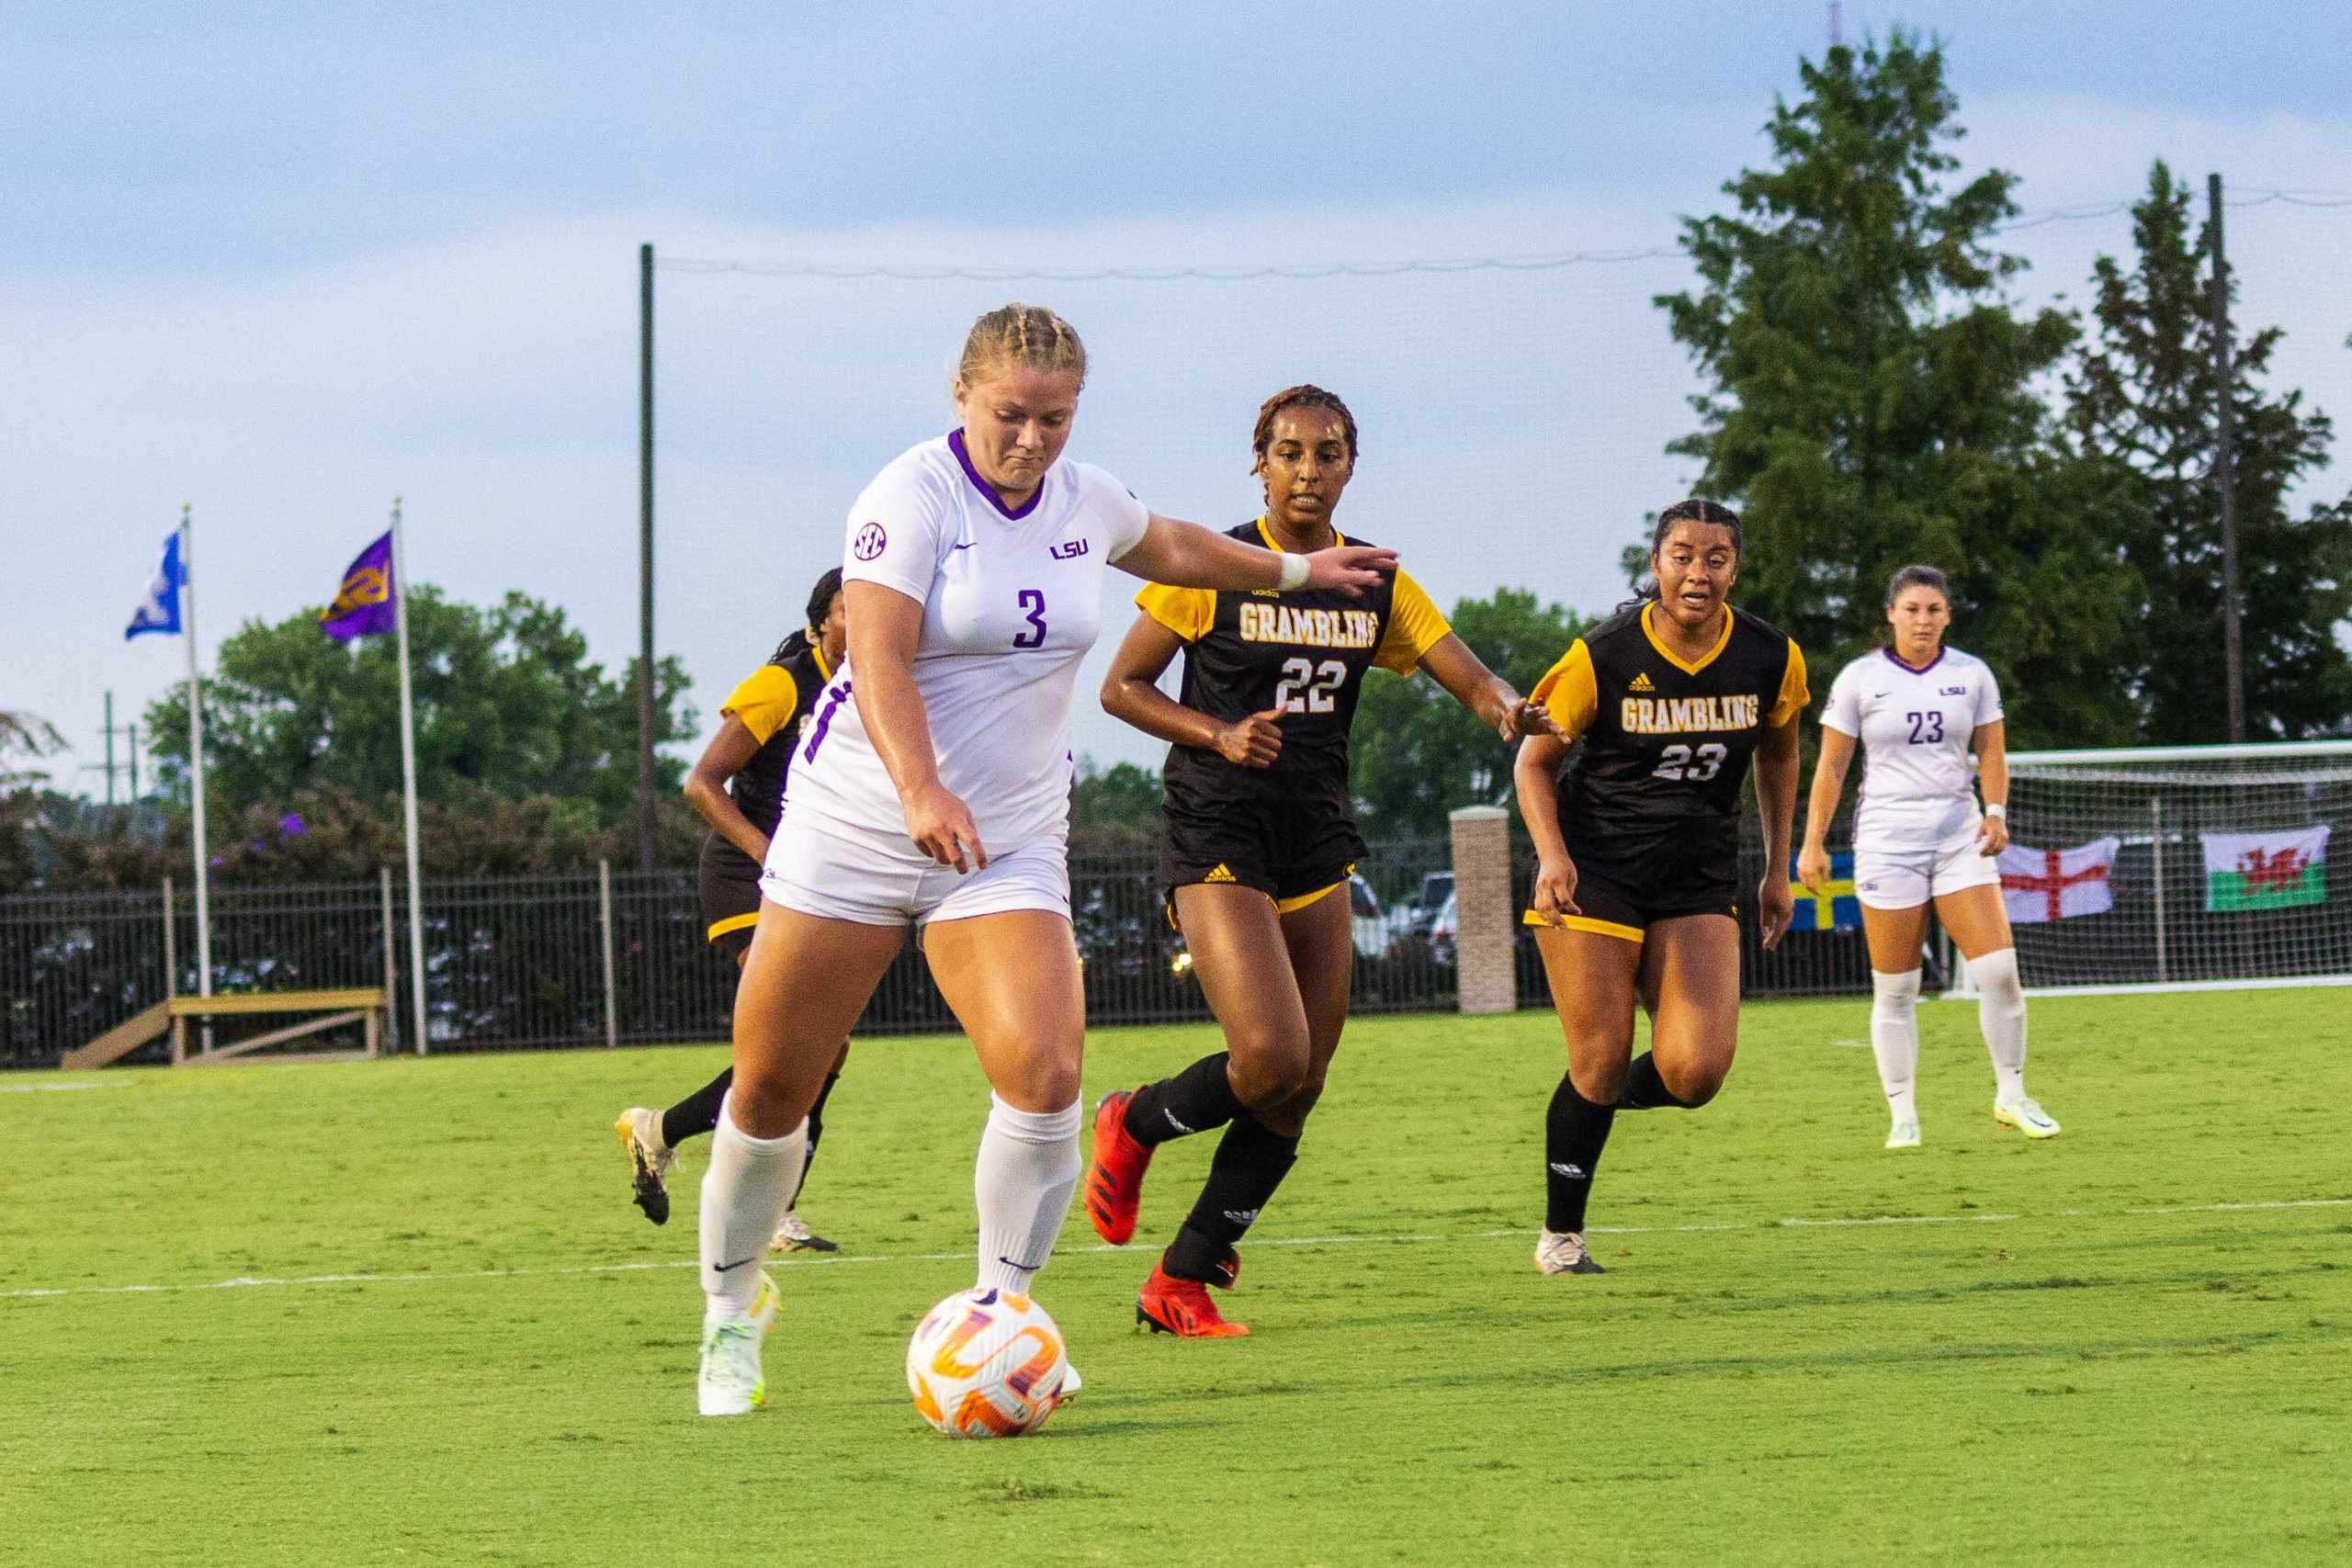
top-left (2, 832), bottom-right (1871, 1071)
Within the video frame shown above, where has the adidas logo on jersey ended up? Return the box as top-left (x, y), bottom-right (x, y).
top-left (1628, 671), bottom-right (1657, 693)
top-left (1204, 864), bottom-right (1238, 883)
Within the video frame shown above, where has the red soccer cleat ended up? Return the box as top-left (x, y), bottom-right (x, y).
top-left (1136, 1252), bottom-right (1250, 1338)
top-left (1084, 1089), bottom-right (1155, 1245)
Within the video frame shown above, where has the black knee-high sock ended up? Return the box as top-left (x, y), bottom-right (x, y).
top-left (1545, 1074), bottom-right (1617, 1235)
top-left (788, 1071), bottom-right (840, 1208)
top-left (1164, 1115), bottom-right (1300, 1282)
top-left (661, 1067), bottom-right (733, 1149)
top-left (1618, 1052), bottom-right (1692, 1111)
top-left (1123, 1052), bottom-right (1245, 1148)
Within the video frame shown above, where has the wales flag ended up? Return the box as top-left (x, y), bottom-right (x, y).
top-left (2201, 828), bottom-right (2329, 912)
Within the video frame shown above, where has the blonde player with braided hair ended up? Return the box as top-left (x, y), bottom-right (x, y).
top-left (690, 306), bottom-right (1397, 1416)
top-left (1088, 384), bottom-right (1555, 1337)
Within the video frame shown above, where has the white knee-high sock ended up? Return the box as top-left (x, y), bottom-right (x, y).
top-left (1969, 948), bottom-right (2029, 1102)
top-left (1870, 968), bottom-right (1922, 1125)
top-left (699, 1093), bottom-right (807, 1317)
top-left (973, 1094), bottom-right (1081, 1297)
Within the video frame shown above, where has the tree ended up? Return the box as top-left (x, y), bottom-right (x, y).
top-left (2064, 162), bottom-right (2352, 741)
top-left (1070, 759), bottom-right (1165, 855)
top-left (142, 587), bottom-right (696, 829)
top-left (1352, 587), bottom-right (1589, 840)
top-left (1655, 33), bottom-right (2142, 746)
top-left (0, 710), bottom-right (65, 892)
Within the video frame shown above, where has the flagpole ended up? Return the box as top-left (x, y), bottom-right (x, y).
top-left (182, 504), bottom-right (214, 1038)
top-left (390, 497), bottom-right (429, 1056)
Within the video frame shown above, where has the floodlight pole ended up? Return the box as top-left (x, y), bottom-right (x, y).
top-left (637, 242), bottom-right (658, 871)
top-left (2208, 173), bottom-right (2245, 745)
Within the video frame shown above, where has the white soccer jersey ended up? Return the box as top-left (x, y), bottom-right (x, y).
top-left (783, 432), bottom-right (1151, 857)
top-left (1822, 646), bottom-right (2004, 848)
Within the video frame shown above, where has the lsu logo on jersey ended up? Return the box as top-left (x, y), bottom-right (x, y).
top-left (1620, 694), bottom-right (1762, 735)
top-left (1049, 538), bottom-right (1090, 561)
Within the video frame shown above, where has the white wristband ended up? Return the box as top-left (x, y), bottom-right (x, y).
top-left (1984, 803), bottom-right (2007, 820)
top-left (1277, 552), bottom-right (1311, 591)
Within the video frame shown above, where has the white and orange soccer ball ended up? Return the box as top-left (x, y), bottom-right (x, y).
top-left (905, 1287), bottom-right (1076, 1438)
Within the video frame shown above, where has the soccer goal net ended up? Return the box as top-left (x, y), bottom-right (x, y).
top-left (1965, 740), bottom-right (2352, 996)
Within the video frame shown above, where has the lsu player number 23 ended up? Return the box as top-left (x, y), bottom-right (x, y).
top-left (1512, 499), bottom-right (1807, 1278)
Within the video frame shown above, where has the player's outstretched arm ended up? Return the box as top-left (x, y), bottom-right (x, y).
top-left (1099, 614), bottom-right (1281, 767)
top-left (1418, 634), bottom-right (1560, 743)
top-left (1111, 513), bottom-right (1395, 598)
top-left (842, 581), bottom-right (988, 873)
top-left (682, 715), bottom-right (772, 862)
top-left (1796, 727), bottom-right (1857, 894)
top-left (1973, 719), bottom-right (2011, 856)
top-left (1755, 716), bottom-right (1802, 949)
top-left (1514, 732), bottom-right (1580, 922)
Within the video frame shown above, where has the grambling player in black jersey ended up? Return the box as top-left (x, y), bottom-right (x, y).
top-left (613, 570), bottom-right (850, 1250)
top-left (1513, 500), bottom-right (1806, 1275)
top-left (1086, 386), bottom-right (1556, 1336)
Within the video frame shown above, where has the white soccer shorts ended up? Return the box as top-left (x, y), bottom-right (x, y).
top-left (1853, 821), bottom-right (2001, 911)
top-left (760, 811), bottom-right (1070, 929)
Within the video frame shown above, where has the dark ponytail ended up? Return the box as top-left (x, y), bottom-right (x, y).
top-left (1617, 498), bottom-right (1743, 613)
top-left (772, 568), bottom-right (844, 665)
top-left (1883, 563), bottom-right (1950, 607)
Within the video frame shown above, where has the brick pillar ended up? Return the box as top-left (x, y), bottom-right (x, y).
top-left (1449, 805), bottom-right (1517, 1014)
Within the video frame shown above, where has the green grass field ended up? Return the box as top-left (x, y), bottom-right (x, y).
top-left (5, 991), bottom-right (2349, 1567)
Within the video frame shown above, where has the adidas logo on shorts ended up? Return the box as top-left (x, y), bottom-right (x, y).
top-left (1204, 864), bottom-right (1237, 884)
top-left (1628, 671), bottom-right (1657, 693)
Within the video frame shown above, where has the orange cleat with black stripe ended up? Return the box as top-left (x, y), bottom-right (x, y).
top-left (1136, 1250), bottom-right (1250, 1337)
top-left (1084, 1089), bottom-right (1155, 1245)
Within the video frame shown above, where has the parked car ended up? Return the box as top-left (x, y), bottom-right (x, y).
top-left (1395, 872), bottom-right (1454, 939)
top-left (1348, 873), bottom-right (1385, 959)
top-left (1426, 891), bottom-right (1457, 967)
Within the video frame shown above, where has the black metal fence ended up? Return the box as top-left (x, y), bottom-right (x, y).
top-left (3, 835), bottom-right (1881, 1071)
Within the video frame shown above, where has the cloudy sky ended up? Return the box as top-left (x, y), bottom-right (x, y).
top-left (9, 1), bottom-right (2351, 794)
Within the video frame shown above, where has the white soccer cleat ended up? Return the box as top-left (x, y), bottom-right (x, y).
top-left (1885, 1121), bottom-right (1922, 1150)
top-left (696, 1270), bottom-right (781, 1417)
top-left (1057, 1359), bottom-right (1082, 1405)
top-left (1534, 1229), bottom-right (1606, 1276)
top-left (616, 1107), bottom-right (676, 1225)
top-left (770, 1212), bottom-right (840, 1253)
top-left (1994, 1097), bottom-right (2062, 1140)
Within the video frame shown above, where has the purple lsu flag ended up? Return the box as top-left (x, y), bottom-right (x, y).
top-left (321, 531), bottom-right (396, 641)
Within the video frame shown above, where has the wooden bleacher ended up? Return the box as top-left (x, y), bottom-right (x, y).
top-left (61, 988), bottom-right (389, 1071)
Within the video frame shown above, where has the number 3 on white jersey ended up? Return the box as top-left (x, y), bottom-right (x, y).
top-left (1274, 657), bottom-right (1346, 714)
top-left (1653, 742), bottom-right (1726, 783)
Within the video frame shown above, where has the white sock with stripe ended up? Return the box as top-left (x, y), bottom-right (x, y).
top-left (1969, 948), bottom-right (2030, 1102)
top-left (698, 1094), bottom-right (806, 1319)
top-left (973, 1094), bottom-right (1081, 1297)
top-left (1870, 968), bottom-right (1922, 1126)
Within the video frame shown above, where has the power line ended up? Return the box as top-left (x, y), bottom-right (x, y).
top-left (656, 187), bottom-right (2352, 284)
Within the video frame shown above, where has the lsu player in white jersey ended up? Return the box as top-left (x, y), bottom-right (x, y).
top-left (690, 303), bottom-right (1395, 1416)
top-left (1798, 564), bottom-right (2059, 1150)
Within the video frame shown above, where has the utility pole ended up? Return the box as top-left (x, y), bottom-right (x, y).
top-left (2208, 173), bottom-right (2245, 744)
top-left (102, 692), bottom-right (116, 806)
top-left (637, 241), bottom-right (657, 871)
top-left (127, 723), bottom-right (140, 797)
top-left (1829, 3), bottom-right (1842, 49)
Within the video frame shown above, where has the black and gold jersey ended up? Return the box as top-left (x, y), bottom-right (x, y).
top-left (1139, 519), bottom-right (1452, 819)
top-left (719, 629), bottom-right (834, 840)
top-left (1532, 600), bottom-right (1807, 867)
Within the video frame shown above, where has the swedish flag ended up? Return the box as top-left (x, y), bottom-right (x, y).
top-left (1786, 851), bottom-right (1860, 932)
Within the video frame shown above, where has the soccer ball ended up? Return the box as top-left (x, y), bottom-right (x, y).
top-left (905, 1287), bottom-right (1075, 1438)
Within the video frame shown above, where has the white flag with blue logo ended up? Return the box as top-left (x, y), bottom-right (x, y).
top-left (125, 530), bottom-right (185, 639)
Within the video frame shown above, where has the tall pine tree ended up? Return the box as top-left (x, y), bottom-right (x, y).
top-left (2065, 161), bottom-right (2352, 741)
top-left (1657, 33), bottom-right (2140, 746)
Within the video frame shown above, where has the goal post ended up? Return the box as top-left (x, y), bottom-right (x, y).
top-left (1946, 739), bottom-right (2352, 998)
